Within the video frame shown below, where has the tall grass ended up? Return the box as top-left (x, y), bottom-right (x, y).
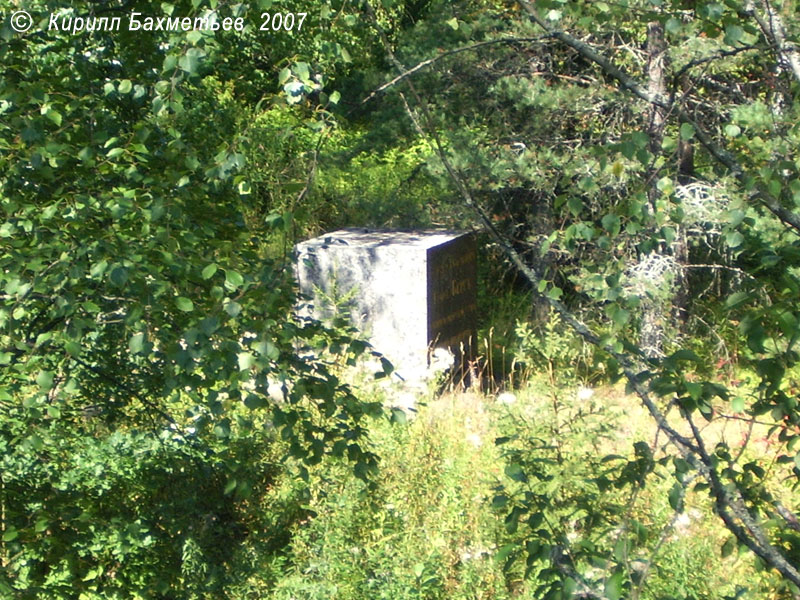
top-left (218, 310), bottom-right (782, 600)
top-left (271, 391), bottom-right (511, 600)
top-left (223, 370), bottom-right (771, 599)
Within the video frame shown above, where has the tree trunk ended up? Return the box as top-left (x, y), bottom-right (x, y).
top-left (673, 73), bottom-right (694, 327)
top-left (640, 21), bottom-right (670, 358)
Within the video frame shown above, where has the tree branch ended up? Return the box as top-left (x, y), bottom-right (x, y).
top-left (672, 44), bottom-right (765, 83)
top-left (365, 0), bottom-right (800, 586)
top-left (360, 36), bottom-right (548, 106)
top-left (518, 0), bottom-right (800, 237)
top-left (684, 410), bottom-right (800, 584)
top-left (744, 0), bottom-right (800, 84)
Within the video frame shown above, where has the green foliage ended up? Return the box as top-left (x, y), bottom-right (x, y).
top-left (0, 419), bottom-right (291, 598)
top-left (492, 384), bottom-right (752, 600)
top-left (4, 0), bottom-right (800, 595)
top-left (0, 0), bottom-right (384, 595)
top-left (313, 134), bottom-right (444, 230)
top-left (514, 311), bottom-right (603, 385)
top-left (475, 286), bottom-right (536, 388)
top-left (351, 0), bottom-right (800, 588)
top-left (272, 394), bottom-right (511, 600)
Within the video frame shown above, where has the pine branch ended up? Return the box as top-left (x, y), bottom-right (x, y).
top-left (518, 0), bottom-right (800, 236)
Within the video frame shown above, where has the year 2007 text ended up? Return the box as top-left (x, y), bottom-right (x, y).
top-left (260, 12), bottom-right (307, 31)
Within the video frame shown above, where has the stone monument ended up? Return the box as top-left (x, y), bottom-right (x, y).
top-left (295, 229), bottom-right (477, 380)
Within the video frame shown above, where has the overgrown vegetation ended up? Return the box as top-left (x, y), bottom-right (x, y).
top-left (3, 0), bottom-right (800, 597)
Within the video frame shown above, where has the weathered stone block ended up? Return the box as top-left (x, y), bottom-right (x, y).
top-left (295, 229), bottom-right (477, 379)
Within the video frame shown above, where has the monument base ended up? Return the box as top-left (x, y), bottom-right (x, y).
top-left (295, 229), bottom-right (477, 381)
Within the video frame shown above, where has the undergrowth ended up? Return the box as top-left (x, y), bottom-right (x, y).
top-left (225, 370), bottom-right (776, 599)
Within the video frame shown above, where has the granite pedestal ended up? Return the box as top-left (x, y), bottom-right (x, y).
top-left (295, 229), bottom-right (477, 380)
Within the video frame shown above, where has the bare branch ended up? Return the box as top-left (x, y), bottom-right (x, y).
top-left (360, 36), bottom-right (548, 106)
top-left (744, 0), bottom-right (800, 84)
top-left (672, 44), bottom-right (765, 83)
top-left (775, 502), bottom-right (800, 532)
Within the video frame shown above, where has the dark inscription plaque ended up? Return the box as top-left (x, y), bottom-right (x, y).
top-left (426, 234), bottom-right (477, 361)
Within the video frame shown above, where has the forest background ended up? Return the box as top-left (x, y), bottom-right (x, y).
top-left (2, 0), bottom-right (800, 598)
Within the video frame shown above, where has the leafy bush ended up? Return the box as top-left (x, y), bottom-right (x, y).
top-left (0, 411), bottom-right (299, 599)
top-left (492, 382), bottom-right (755, 600)
top-left (513, 311), bottom-right (605, 386)
top-left (0, 4), bottom-right (384, 596)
